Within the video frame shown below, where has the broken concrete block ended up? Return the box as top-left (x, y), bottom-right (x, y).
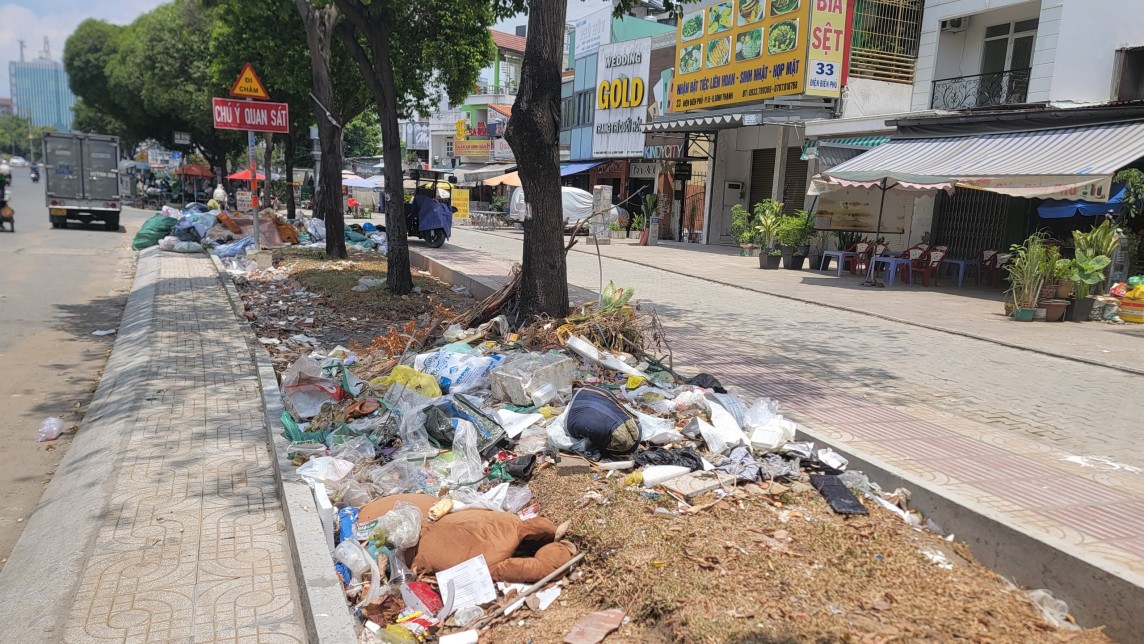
top-left (564, 608), bottom-right (624, 644)
top-left (557, 455), bottom-right (592, 476)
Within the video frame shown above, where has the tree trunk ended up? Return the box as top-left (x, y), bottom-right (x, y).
top-left (294, 0), bottom-right (347, 259)
top-left (334, 19), bottom-right (413, 294)
top-left (284, 128), bottom-right (297, 220)
top-left (263, 133), bottom-right (274, 214)
top-left (505, 0), bottom-right (570, 320)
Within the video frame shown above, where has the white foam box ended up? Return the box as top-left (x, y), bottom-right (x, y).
top-left (490, 354), bottom-right (575, 406)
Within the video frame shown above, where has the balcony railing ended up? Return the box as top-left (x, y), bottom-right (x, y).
top-left (930, 68), bottom-right (1032, 110)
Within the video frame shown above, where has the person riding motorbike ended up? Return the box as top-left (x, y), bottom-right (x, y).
top-left (0, 164), bottom-right (11, 231)
top-left (29, 165), bottom-right (39, 183)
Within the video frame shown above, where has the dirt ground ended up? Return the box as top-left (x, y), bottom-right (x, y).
top-left (238, 251), bottom-right (1108, 644)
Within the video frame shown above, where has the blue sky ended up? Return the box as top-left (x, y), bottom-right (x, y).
top-left (0, 0), bottom-right (614, 99)
top-left (0, 0), bottom-right (162, 97)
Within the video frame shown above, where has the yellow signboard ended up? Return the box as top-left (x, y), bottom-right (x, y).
top-left (229, 62), bottom-right (270, 100)
top-left (454, 140), bottom-right (490, 158)
top-left (673, 0), bottom-right (812, 112)
top-left (452, 188), bottom-right (470, 219)
top-left (804, 0), bottom-right (850, 97)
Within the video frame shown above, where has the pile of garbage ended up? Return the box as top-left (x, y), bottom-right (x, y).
top-left (277, 285), bottom-right (953, 642)
top-left (130, 203), bottom-right (388, 255)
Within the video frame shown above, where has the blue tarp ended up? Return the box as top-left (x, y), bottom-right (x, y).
top-left (1038, 183), bottom-right (1126, 219)
top-left (560, 162), bottom-right (602, 177)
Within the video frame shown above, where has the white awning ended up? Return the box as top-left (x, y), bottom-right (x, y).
top-left (644, 113), bottom-right (745, 133)
top-left (822, 121), bottom-right (1144, 201)
top-left (452, 163), bottom-right (516, 186)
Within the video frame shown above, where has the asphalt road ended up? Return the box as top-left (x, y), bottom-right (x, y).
top-left (0, 169), bottom-right (146, 566)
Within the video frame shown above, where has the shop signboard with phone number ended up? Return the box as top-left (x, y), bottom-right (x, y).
top-left (672, 0), bottom-right (851, 112)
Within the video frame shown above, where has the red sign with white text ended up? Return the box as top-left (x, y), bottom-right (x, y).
top-left (212, 97), bottom-right (290, 133)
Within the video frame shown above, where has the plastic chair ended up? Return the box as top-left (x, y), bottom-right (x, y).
top-left (911, 249), bottom-right (947, 287)
top-left (843, 242), bottom-right (873, 274)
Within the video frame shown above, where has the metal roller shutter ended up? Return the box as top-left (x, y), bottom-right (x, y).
top-left (748, 149), bottom-right (775, 207)
top-left (782, 147), bottom-right (809, 213)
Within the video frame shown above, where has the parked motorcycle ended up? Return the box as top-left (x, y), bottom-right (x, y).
top-left (404, 193), bottom-right (452, 248)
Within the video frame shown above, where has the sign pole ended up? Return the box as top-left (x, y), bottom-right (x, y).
top-left (247, 101), bottom-right (260, 251)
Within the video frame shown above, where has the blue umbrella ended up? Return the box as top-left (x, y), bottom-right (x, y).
top-left (1038, 183), bottom-right (1125, 219)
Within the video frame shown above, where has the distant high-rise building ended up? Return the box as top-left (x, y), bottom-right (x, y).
top-left (0, 98), bottom-right (12, 117)
top-left (10, 41), bottom-right (75, 132)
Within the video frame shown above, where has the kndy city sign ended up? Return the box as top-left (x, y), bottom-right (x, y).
top-left (593, 38), bottom-right (653, 158)
top-left (672, 0), bottom-right (852, 112)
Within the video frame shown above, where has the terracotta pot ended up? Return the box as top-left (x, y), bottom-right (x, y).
top-left (1055, 282), bottom-right (1074, 298)
top-left (1042, 299), bottom-right (1068, 322)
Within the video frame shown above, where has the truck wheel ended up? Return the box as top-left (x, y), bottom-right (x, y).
top-left (423, 228), bottom-right (446, 248)
top-left (103, 215), bottom-right (120, 231)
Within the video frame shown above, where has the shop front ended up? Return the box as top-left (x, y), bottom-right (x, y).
top-left (814, 105), bottom-right (1144, 265)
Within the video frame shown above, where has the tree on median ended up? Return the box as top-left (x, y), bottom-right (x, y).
top-left (331, 0), bottom-right (504, 294)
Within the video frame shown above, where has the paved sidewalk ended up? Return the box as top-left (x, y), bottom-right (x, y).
top-left (460, 225), bottom-right (1144, 373)
top-left (418, 228), bottom-right (1144, 629)
top-left (0, 250), bottom-right (305, 643)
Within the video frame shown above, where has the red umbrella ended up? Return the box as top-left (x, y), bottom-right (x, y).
top-left (176, 164), bottom-right (213, 178)
top-left (226, 169), bottom-right (266, 181)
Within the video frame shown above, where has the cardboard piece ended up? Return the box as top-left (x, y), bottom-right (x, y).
top-left (662, 470), bottom-right (737, 500)
top-left (564, 608), bottom-right (625, 644)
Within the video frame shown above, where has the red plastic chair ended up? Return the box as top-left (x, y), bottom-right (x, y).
top-left (843, 242), bottom-right (873, 274)
top-left (911, 249), bottom-right (947, 287)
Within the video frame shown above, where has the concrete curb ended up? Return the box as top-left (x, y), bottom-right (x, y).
top-left (0, 249), bottom-right (156, 640)
top-left (409, 246), bottom-right (1144, 641)
top-left (210, 254), bottom-right (358, 644)
top-left (470, 229), bottom-right (1144, 377)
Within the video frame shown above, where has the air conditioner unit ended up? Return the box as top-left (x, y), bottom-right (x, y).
top-left (941, 17), bottom-right (968, 33)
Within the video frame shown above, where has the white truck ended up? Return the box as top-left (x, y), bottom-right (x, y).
top-left (42, 132), bottom-right (122, 230)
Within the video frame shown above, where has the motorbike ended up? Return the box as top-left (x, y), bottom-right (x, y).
top-left (29, 167), bottom-right (39, 183)
top-left (404, 194), bottom-right (452, 248)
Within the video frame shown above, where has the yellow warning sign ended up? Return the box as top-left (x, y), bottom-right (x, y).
top-left (229, 63), bottom-right (270, 100)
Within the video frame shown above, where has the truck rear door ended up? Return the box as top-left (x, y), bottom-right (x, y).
top-left (43, 134), bottom-right (82, 201)
top-left (83, 135), bottom-right (120, 202)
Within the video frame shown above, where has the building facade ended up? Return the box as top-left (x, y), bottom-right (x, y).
top-left (9, 58), bottom-right (74, 131)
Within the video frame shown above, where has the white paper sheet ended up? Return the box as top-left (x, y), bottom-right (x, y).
top-left (496, 409), bottom-right (544, 439)
top-left (435, 555), bottom-right (497, 615)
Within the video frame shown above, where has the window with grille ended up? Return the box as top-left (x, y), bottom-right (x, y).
top-left (850, 0), bottom-right (922, 84)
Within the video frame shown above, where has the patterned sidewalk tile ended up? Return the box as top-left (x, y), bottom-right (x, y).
top-left (65, 254), bottom-right (305, 643)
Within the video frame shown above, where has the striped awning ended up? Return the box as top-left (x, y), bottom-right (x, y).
top-left (820, 136), bottom-right (891, 149)
top-left (644, 113), bottom-right (745, 133)
top-left (822, 121), bottom-right (1144, 201)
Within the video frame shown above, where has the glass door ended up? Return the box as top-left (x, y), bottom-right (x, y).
top-left (981, 19), bottom-right (1037, 105)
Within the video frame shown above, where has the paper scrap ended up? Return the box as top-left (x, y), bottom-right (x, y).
top-left (496, 409), bottom-right (544, 439)
top-left (439, 631), bottom-right (479, 644)
top-left (91, 329), bottom-right (117, 336)
top-left (435, 555), bottom-right (497, 615)
top-left (535, 582), bottom-right (562, 610)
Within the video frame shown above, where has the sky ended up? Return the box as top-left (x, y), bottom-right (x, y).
top-left (0, 0), bottom-right (163, 97)
top-left (0, 0), bottom-right (614, 99)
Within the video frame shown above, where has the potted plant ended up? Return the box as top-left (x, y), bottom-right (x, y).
top-left (1039, 246), bottom-right (1062, 302)
top-left (776, 213), bottom-right (815, 270)
top-left (730, 203), bottom-right (758, 255)
top-left (808, 230), bottom-right (829, 271)
top-left (1006, 234), bottom-right (1047, 321)
top-left (753, 200), bottom-right (783, 269)
top-left (1053, 254), bottom-right (1074, 298)
top-left (639, 193), bottom-right (658, 239)
top-left (1061, 250), bottom-right (1111, 321)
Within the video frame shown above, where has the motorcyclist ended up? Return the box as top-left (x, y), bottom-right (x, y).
top-left (0, 163), bottom-right (10, 205)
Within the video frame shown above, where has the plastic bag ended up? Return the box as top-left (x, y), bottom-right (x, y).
top-left (297, 456), bottom-right (354, 487)
top-left (744, 398), bottom-right (779, 430)
top-left (503, 486), bottom-right (532, 513)
top-left (390, 390), bottom-right (437, 459)
top-left (131, 213), bottom-right (179, 250)
top-left (694, 417), bottom-right (746, 456)
top-left (282, 356), bottom-right (345, 420)
top-left (1028, 589), bottom-right (1080, 631)
top-left (448, 481), bottom-right (511, 512)
top-left (713, 393), bottom-right (748, 428)
top-left (363, 460), bottom-right (429, 497)
top-left (330, 436), bottom-right (376, 464)
top-left (632, 409), bottom-right (683, 445)
top-left (375, 365), bottom-right (443, 398)
top-left (305, 216), bottom-right (326, 241)
top-left (545, 411), bottom-right (591, 454)
top-left (414, 350), bottom-right (504, 394)
top-left (37, 417), bottom-right (64, 442)
top-left (516, 425), bottom-right (549, 454)
top-left (449, 420), bottom-right (485, 486)
top-left (329, 477), bottom-right (372, 508)
top-left (172, 240), bottom-right (204, 253)
top-left (158, 235), bottom-right (179, 251)
top-left (334, 539), bottom-right (371, 578)
top-left (214, 236), bottom-right (255, 257)
top-left (368, 501), bottom-right (423, 550)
